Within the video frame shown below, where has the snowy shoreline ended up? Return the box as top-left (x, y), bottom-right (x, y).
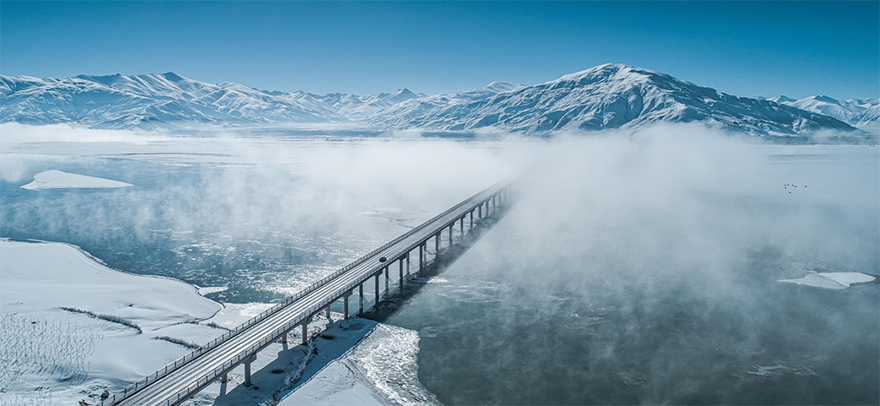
top-left (0, 239), bottom-right (222, 405)
top-left (0, 239), bottom-right (427, 406)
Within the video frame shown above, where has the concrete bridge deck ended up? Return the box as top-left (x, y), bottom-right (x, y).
top-left (107, 180), bottom-right (513, 406)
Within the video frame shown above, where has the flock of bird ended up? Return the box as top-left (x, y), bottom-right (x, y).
top-left (783, 183), bottom-right (806, 194)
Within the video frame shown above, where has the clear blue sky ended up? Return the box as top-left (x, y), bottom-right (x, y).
top-left (2, 1), bottom-right (877, 99)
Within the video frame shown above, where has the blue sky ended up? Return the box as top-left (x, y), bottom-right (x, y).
top-left (2, 1), bottom-right (877, 98)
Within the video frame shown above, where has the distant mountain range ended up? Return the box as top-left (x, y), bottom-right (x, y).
top-left (766, 95), bottom-right (880, 130)
top-left (1, 64), bottom-right (875, 139)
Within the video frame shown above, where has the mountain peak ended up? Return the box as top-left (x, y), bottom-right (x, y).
top-left (387, 88), bottom-right (419, 103)
top-left (768, 95), bottom-right (797, 103)
top-left (554, 63), bottom-right (659, 86)
top-left (482, 81), bottom-right (522, 93)
top-left (160, 72), bottom-right (185, 82)
top-left (811, 95), bottom-right (840, 104)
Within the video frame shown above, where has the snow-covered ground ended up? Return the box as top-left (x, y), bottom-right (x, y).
top-left (20, 169), bottom-right (133, 190)
top-left (0, 239), bottom-right (223, 405)
top-left (279, 323), bottom-right (440, 406)
top-left (186, 317), bottom-right (432, 406)
top-left (0, 238), bottom-right (432, 406)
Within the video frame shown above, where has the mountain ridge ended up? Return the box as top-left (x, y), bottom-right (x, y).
top-left (365, 63), bottom-right (859, 136)
top-left (767, 94), bottom-right (880, 129)
top-left (0, 64), bottom-right (869, 139)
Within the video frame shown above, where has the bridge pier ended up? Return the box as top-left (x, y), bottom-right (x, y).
top-left (243, 357), bottom-right (254, 386)
top-left (460, 217), bottom-right (464, 237)
top-left (399, 258), bottom-right (404, 289)
top-left (374, 273), bottom-right (380, 306)
top-left (435, 232), bottom-right (440, 253)
top-left (325, 307), bottom-right (331, 320)
top-left (470, 210), bottom-right (474, 229)
top-left (478, 204), bottom-right (482, 218)
top-left (343, 292), bottom-right (350, 319)
top-left (220, 373), bottom-right (228, 384)
top-left (301, 321), bottom-right (309, 345)
top-left (419, 244), bottom-right (424, 270)
top-left (448, 225), bottom-right (453, 245)
top-left (406, 252), bottom-right (411, 275)
top-left (279, 331), bottom-right (287, 344)
top-left (384, 266), bottom-right (389, 294)
top-left (358, 283), bottom-right (364, 314)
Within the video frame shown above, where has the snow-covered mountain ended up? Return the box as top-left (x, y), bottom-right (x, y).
top-left (367, 64), bottom-right (856, 136)
top-left (315, 88), bottom-right (423, 120)
top-left (0, 65), bottom-right (865, 139)
top-left (0, 73), bottom-right (346, 128)
top-left (768, 95), bottom-right (880, 130)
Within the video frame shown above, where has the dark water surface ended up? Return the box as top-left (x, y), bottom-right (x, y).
top-left (388, 230), bottom-right (879, 405)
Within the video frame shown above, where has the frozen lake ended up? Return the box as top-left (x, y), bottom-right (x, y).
top-left (1, 126), bottom-right (877, 404)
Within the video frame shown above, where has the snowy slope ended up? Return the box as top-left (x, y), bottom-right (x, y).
top-left (0, 73), bottom-right (347, 128)
top-left (367, 64), bottom-right (856, 136)
top-left (768, 95), bottom-right (880, 129)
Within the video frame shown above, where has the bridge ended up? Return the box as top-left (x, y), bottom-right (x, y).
top-left (105, 180), bottom-right (514, 406)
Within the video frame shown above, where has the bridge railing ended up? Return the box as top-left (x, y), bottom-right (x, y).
top-left (107, 180), bottom-right (512, 405)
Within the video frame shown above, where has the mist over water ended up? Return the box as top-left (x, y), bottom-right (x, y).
top-left (387, 129), bottom-right (879, 405)
top-left (1, 124), bottom-right (877, 404)
top-left (0, 133), bottom-right (518, 303)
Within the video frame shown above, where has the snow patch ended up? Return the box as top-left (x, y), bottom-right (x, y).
top-left (21, 169), bottom-right (133, 190)
top-left (196, 285), bottom-right (229, 295)
top-left (778, 271), bottom-right (875, 289)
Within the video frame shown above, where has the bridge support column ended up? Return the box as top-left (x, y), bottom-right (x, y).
top-left (435, 232), bottom-right (440, 253)
top-left (243, 357), bottom-right (253, 386)
top-left (470, 210), bottom-right (474, 229)
top-left (384, 267), bottom-right (389, 294)
top-left (220, 373), bottom-right (228, 384)
top-left (418, 244), bottom-right (424, 270)
top-left (374, 273), bottom-right (380, 306)
top-left (358, 283), bottom-right (364, 314)
top-left (279, 331), bottom-right (287, 344)
top-left (301, 322), bottom-right (309, 345)
top-left (460, 217), bottom-right (464, 238)
top-left (478, 205), bottom-right (482, 218)
top-left (343, 292), bottom-right (350, 319)
top-left (399, 258), bottom-right (404, 289)
top-left (326, 307), bottom-right (331, 320)
top-left (448, 225), bottom-right (453, 246)
top-left (406, 252), bottom-right (411, 275)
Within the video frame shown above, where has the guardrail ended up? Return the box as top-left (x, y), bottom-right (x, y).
top-left (106, 180), bottom-right (512, 405)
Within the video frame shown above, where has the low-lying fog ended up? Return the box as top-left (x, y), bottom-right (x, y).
top-left (389, 128), bottom-right (879, 404)
top-left (1, 123), bottom-right (877, 404)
